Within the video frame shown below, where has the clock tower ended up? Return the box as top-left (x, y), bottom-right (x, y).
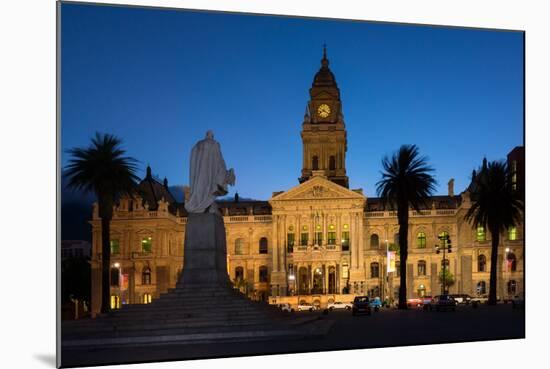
top-left (299, 46), bottom-right (349, 188)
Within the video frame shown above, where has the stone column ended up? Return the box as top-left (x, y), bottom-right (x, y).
top-left (350, 214), bottom-right (355, 269)
top-left (128, 265), bottom-right (135, 304)
top-left (308, 264), bottom-right (312, 294)
top-left (323, 264), bottom-right (327, 294)
top-left (336, 264), bottom-right (340, 293)
top-left (430, 262), bottom-right (438, 295)
top-left (407, 263), bottom-right (414, 298)
top-left (272, 216), bottom-right (279, 272)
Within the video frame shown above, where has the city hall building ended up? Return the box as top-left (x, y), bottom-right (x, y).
top-left (89, 50), bottom-right (524, 315)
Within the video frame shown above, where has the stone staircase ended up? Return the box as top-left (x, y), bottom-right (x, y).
top-left (62, 284), bottom-right (328, 348)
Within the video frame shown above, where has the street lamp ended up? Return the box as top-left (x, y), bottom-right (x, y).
top-left (435, 234), bottom-right (452, 295)
top-left (288, 274), bottom-right (295, 296)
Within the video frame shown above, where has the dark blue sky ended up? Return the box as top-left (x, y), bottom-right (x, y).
top-left (61, 3), bottom-right (523, 200)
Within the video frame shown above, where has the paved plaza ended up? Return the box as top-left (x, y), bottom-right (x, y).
top-left (61, 304), bottom-right (524, 367)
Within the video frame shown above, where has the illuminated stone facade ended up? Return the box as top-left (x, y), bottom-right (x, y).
top-left (89, 51), bottom-right (524, 315)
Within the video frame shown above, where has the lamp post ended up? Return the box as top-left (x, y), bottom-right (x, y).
top-left (288, 274), bottom-right (295, 296)
top-left (435, 234), bottom-right (452, 295)
top-left (385, 239), bottom-right (393, 307)
top-left (113, 262), bottom-right (121, 308)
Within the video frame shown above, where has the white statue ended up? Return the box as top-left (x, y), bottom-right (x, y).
top-left (185, 130), bottom-right (235, 214)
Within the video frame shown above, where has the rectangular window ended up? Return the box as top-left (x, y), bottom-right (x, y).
top-left (315, 232), bottom-right (323, 245)
top-left (508, 227), bottom-right (517, 241)
top-left (110, 239), bottom-right (120, 254)
top-left (327, 231), bottom-right (336, 245)
top-left (418, 262), bottom-right (426, 276)
top-left (259, 267), bottom-right (268, 283)
top-left (342, 231), bottom-right (350, 251)
top-left (371, 264), bottom-right (380, 278)
top-left (476, 227), bottom-right (486, 242)
top-left (287, 233), bottom-right (294, 253)
top-left (342, 264), bottom-right (349, 279)
top-left (141, 237), bottom-right (152, 253)
top-left (300, 233), bottom-right (308, 246)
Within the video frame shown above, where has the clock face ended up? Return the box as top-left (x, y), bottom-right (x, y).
top-left (317, 104), bottom-right (331, 118)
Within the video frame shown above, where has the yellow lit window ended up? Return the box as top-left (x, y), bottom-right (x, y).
top-left (476, 227), bottom-right (486, 242)
top-left (417, 232), bottom-right (426, 248)
top-left (110, 239), bottom-right (120, 254)
top-left (110, 295), bottom-right (120, 309)
top-left (143, 293), bottom-right (152, 304)
top-left (508, 227), bottom-right (517, 241)
top-left (141, 237), bottom-right (152, 253)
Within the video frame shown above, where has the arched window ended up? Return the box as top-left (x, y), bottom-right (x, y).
top-left (417, 284), bottom-right (426, 297)
top-left (235, 266), bottom-right (244, 281)
top-left (418, 260), bottom-right (426, 276)
top-left (417, 232), bottom-right (426, 248)
top-left (143, 293), bottom-right (152, 304)
top-left (476, 281), bottom-right (486, 295)
top-left (508, 226), bottom-right (518, 241)
top-left (142, 267), bottom-right (151, 285)
top-left (110, 268), bottom-right (119, 286)
top-left (476, 226), bottom-right (486, 241)
top-left (259, 237), bottom-right (268, 254)
top-left (110, 295), bottom-right (120, 309)
top-left (259, 266), bottom-right (269, 283)
top-left (370, 262), bottom-right (380, 278)
top-left (370, 234), bottom-right (379, 249)
top-left (507, 280), bottom-right (517, 295)
top-left (235, 238), bottom-right (245, 255)
top-left (329, 155), bottom-right (336, 170)
top-left (438, 231), bottom-right (449, 246)
top-left (312, 155), bottom-right (319, 170)
top-left (507, 253), bottom-right (517, 272)
top-left (478, 254), bottom-right (487, 272)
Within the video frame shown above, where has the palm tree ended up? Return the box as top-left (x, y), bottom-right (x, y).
top-left (465, 160), bottom-right (523, 305)
top-left (64, 133), bottom-right (139, 314)
top-left (376, 145), bottom-right (436, 309)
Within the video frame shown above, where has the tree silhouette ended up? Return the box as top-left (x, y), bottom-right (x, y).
top-left (376, 145), bottom-right (436, 309)
top-left (64, 133), bottom-right (139, 314)
top-left (465, 160), bottom-right (523, 305)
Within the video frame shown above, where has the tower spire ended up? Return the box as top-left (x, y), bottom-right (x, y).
top-left (321, 43), bottom-right (329, 68)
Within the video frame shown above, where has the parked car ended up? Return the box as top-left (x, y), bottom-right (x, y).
top-left (470, 295), bottom-right (489, 306)
top-left (407, 297), bottom-right (422, 308)
top-left (369, 297), bottom-right (382, 311)
top-left (328, 301), bottom-right (353, 311)
top-left (278, 303), bottom-right (294, 313)
top-left (352, 296), bottom-right (372, 316)
top-left (421, 296), bottom-right (433, 310)
top-left (297, 303), bottom-right (317, 312)
top-left (429, 295), bottom-right (457, 311)
top-left (450, 294), bottom-right (472, 304)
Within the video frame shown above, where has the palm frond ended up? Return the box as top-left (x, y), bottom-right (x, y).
top-left (64, 132), bottom-right (140, 201)
top-left (465, 160), bottom-right (523, 233)
top-left (376, 145), bottom-right (437, 211)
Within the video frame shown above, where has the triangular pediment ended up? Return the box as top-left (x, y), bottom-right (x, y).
top-left (270, 176), bottom-right (365, 202)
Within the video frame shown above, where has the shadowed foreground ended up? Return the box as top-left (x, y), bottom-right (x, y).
top-left (61, 304), bottom-right (524, 367)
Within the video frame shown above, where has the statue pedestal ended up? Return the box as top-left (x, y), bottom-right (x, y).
top-left (177, 213), bottom-right (230, 288)
top-left (62, 212), bottom-right (332, 355)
